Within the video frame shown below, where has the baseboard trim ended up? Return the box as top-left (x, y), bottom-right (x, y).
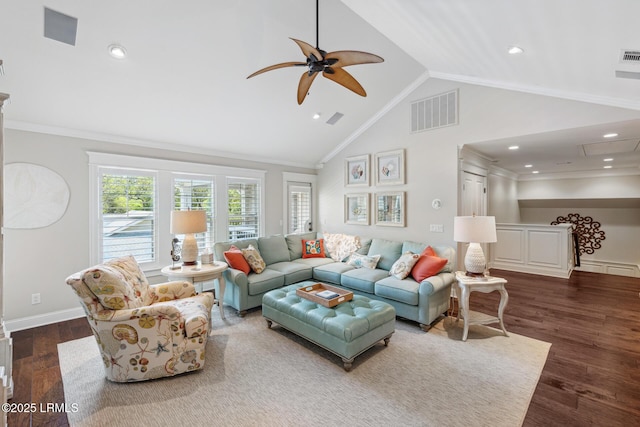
top-left (575, 260), bottom-right (640, 278)
top-left (5, 307), bottom-right (85, 333)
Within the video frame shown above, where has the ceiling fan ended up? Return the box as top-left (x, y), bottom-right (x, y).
top-left (247, 0), bottom-right (384, 104)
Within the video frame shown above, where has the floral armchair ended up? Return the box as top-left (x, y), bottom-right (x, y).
top-left (66, 255), bottom-right (214, 382)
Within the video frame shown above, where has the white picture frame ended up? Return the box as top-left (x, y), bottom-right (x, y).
top-left (345, 154), bottom-right (370, 187)
top-left (375, 149), bottom-right (405, 186)
top-left (344, 193), bottom-right (370, 225)
top-left (375, 191), bottom-right (405, 227)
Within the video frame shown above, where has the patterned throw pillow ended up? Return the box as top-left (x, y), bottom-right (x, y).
top-left (411, 246), bottom-right (448, 282)
top-left (241, 244), bottom-right (266, 274)
top-left (323, 232), bottom-right (361, 261)
top-left (224, 245), bottom-right (251, 275)
top-left (302, 239), bottom-right (326, 258)
top-left (347, 252), bottom-right (381, 269)
top-left (389, 251), bottom-right (420, 279)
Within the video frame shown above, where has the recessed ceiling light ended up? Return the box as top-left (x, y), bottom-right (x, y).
top-left (108, 44), bottom-right (127, 59)
top-left (524, 164), bottom-right (532, 168)
top-left (603, 158), bottom-right (614, 162)
top-left (603, 133), bottom-right (618, 138)
top-left (603, 165), bottom-right (612, 169)
top-left (508, 46), bottom-right (524, 55)
top-left (313, 113), bottom-right (321, 120)
top-left (508, 145), bottom-right (519, 150)
top-left (532, 170), bottom-right (539, 174)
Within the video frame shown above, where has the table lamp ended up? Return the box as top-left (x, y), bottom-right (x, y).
top-left (453, 215), bottom-right (497, 276)
top-left (170, 210), bottom-right (207, 266)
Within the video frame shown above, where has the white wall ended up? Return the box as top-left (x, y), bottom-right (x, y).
top-left (3, 129), bottom-right (315, 328)
top-left (318, 78), bottom-right (637, 246)
top-left (488, 170), bottom-right (520, 223)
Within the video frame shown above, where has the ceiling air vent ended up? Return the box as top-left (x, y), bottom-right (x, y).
top-left (44, 7), bottom-right (78, 46)
top-left (410, 89), bottom-right (458, 133)
top-left (326, 112), bottom-right (344, 125)
top-left (620, 50), bottom-right (640, 63)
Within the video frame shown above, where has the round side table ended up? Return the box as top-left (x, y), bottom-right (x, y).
top-left (161, 261), bottom-right (228, 319)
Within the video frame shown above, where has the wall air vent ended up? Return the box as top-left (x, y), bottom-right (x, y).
top-left (410, 89), bottom-right (458, 133)
top-left (620, 50), bottom-right (640, 63)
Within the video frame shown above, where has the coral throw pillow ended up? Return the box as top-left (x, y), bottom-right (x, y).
top-left (302, 239), bottom-right (326, 258)
top-left (223, 245), bottom-right (251, 275)
top-left (411, 246), bottom-right (448, 282)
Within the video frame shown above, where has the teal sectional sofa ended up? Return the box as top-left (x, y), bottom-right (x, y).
top-left (212, 232), bottom-right (456, 330)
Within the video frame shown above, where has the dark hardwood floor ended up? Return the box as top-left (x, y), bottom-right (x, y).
top-left (7, 269), bottom-right (640, 426)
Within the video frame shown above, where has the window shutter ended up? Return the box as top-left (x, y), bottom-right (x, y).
top-left (227, 178), bottom-right (261, 240)
top-left (173, 176), bottom-right (216, 251)
top-left (287, 182), bottom-right (312, 233)
top-left (100, 172), bottom-right (156, 262)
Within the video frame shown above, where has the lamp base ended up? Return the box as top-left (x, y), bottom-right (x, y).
top-left (464, 242), bottom-right (487, 276)
top-left (182, 261), bottom-right (198, 266)
top-left (465, 271), bottom-right (486, 277)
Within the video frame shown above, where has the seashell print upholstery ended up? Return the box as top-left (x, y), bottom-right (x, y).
top-left (66, 255), bottom-right (214, 382)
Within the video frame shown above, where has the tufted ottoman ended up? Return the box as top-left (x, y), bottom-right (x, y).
top-left (262, 282), bottom-right (396, 371)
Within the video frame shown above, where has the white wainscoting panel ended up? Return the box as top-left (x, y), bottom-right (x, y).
top-left (490, 223), bottom-right (574, 278)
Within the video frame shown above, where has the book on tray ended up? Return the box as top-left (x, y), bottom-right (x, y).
top-left (315, 290), bottom-right (340, 299)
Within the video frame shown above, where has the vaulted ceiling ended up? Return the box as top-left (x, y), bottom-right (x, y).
top-left (1, 0), bottom-right (639, 175)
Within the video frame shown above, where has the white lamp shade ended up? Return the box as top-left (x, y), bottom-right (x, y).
top-left (453, 216), bottom-right (497, 243)
top-left (170, 210), bottom-right (207, 234)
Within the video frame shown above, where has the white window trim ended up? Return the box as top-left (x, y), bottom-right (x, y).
top-left (282, 172), bottom-right (317, 235)
top-left (89, 152), bottom-right (266, 271)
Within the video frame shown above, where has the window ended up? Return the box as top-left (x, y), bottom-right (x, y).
top-left (227, 178), bottom-right (260, 240)
top-left (89, 152), bottom-right (265, 270)
top-left (287, 182), bottom-right (312, 233)
top-left (174, 176), bottom-right (215, 251)
top-left (100, 170), bottom-right (156, 262)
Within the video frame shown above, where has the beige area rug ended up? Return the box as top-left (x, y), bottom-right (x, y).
top-left (59, 309), bottom-right (550, 427)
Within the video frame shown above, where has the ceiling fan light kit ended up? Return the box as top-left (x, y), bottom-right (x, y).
top-left (247, 0), bottom-right (383, 104)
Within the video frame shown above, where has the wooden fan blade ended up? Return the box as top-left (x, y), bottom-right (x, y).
top-left (247, 61), bottom-right (306, 79)
top-left (290, 38), bottom-right (324, 61)
top-left (322, 68), bottom-right (366, 97)
top-left (324, 50), bottom-right (384, 68)
top-left (297, 71), bottom-right (319, 104)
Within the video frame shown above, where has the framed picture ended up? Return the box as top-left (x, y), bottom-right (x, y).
top-left (345, 154), bottom-right (370, 187)
top-left (375, 149), bottom-right (405, 185)
top-left (344, 193), bottom-right (369, 225)
top-left (375, 191), bottom-right (405, 227)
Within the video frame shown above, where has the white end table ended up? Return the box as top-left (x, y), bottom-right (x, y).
top-left (161, 261), bottom-right (228, 319)
top-left (453, 271), bottom-right (509, 341)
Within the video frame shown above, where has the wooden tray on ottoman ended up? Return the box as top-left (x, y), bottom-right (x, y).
top-left (296, 283), bottom-right (353, 308)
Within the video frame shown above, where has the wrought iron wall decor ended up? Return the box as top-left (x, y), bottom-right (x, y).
top-left (551, 213), bottom-right (605, 255)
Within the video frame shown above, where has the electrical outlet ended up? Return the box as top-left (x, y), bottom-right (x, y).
top-left (429, 224), bottom-right (444, 233)
top-left (31, 293), bottom-right (41, 305)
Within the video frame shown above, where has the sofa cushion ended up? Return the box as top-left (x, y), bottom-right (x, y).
top-left (346, 252), bottom-right (381, 269)
top-left (367, 238), bottom-right (403, 271)
top-left (242, 244), bottom-right (267, 274)
top-left (375, 276), bottom-right (420, 306)
top-left (356, 237), bottom-right (372, 255)
top-left (313, 262), bottom-right (355, 285)
top-left (292, 257), bottom-right (335, 268)
top-left (258, 235), bottom-right (290, 265)
top-left (247, 269), bottom-right (285, 296)
top-left (341, 268), bottom-right (389, 293)
top-left (411, 247), bottom-right (448, 282)
top-left (285, 232), bottom-right (317, 260)
top-left (223, 245), bottom-right (251, 275)
top-left (389, 251), bottom-right (420, 279)
top-left (302, 239), bottom-right (326, 258)
top-left (267, 261), bottom-right (313, 285)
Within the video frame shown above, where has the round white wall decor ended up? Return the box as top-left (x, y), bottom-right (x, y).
top-left (4, 163), bottom-right (70, 229)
